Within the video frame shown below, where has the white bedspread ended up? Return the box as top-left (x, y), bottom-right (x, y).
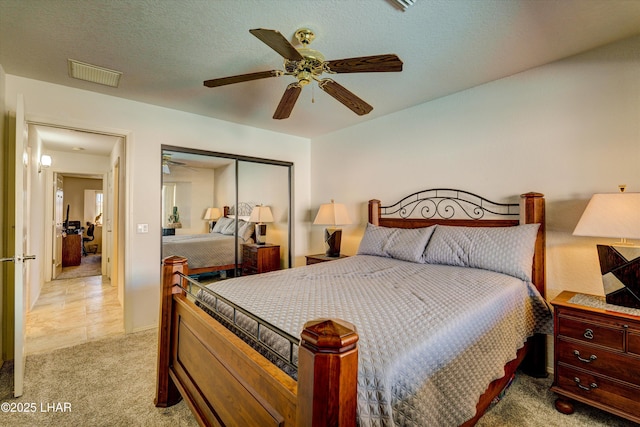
top-left (200, 255), bottom-right (552, 426)
top-left (162, 233), bottom-right (250, 269)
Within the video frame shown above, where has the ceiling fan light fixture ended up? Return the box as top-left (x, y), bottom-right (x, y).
top-left (68, 59), bottom-right (122, 87)
top-left (294, 28), bottom-right (315, 46)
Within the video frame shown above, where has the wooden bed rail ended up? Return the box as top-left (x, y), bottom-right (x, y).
top-left (155, 256), bottom-right (359, 426)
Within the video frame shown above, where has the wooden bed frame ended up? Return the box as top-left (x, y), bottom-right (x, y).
top-left (156, 191), bottom-right (546, 426)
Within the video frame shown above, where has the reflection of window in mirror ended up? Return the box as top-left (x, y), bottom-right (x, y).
top-left (161, 182), bottom-right (191, 229)
top-left (162, 183), bottom-right (176, 227)
top-left (84, 189), bottom-right (103, 226)
top-left (94, 192), bottom-right (103, 225)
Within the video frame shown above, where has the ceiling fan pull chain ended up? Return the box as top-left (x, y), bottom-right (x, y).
top-left (312, 84), bottom-right (315, 103)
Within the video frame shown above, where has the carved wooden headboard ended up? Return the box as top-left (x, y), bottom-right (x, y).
top-left (368, 189), bottom-right (546, 297)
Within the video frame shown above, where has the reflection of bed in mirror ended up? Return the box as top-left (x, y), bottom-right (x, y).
top-left (161, 204), bottom-right (255, 275)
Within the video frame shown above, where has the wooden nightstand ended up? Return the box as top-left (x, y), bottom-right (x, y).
top-left (242, 243), bottom-right (280, 275)
top-left (551, 291), bottom-right (640, 424)
top-left (305, 253), bottom-right (348, 265)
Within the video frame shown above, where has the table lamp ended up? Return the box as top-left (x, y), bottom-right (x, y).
top-left (203, 207), bottom-right (222, 232)
top-left (573, 186), bottom-right (640, 308)
top-left (313, 200), bottom-right (352, 257)
top-left (249, 205), bottom-right (274, 245)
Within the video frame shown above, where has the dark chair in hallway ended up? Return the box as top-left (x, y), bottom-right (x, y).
top-left (82, 223), bottom-right (95, 256)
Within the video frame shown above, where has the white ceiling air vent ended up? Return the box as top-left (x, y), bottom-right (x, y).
top-left (390, 0), bottom-right (417, 11)
top-left (68, 59), bottom-right (122, 87)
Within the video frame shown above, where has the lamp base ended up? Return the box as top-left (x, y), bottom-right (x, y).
top-left (324, 228), bottom-right (342, 257)
top-left (255, 223), bottom-right (267, 245)
top-left (597, 245), bottom-right (640, 309)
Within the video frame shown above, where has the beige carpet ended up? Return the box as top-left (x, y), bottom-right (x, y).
top-left (0, 329), bottom-right (636, 426)
top-left (55, 254), bottom-right (102, 280)
top-left (0, 329), bottom-right (196, 427)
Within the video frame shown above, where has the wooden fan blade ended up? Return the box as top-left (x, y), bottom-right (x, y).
top-left (249, 28), bottom-right (304, 61)
top-left (318, 79), bottom-right (373, 116)
top-left (324, 54), bottom-right (403, 73)
top-left (273, 83), bottom-right (302, 120)
top-left (203, 70), bottom-right (281, 88)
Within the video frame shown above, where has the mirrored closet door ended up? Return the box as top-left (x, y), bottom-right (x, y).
top-left (161, 146), bottom-right (292, 278)
top-left (238, 159), bottom-right (291, 272)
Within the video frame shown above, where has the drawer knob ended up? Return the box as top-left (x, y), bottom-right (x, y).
top-left (583, 329), bottom-right (594, 340)
top-left (574, 377), bottom-right (598, 391)
top-left (573, 350), bottom-right (597, 363)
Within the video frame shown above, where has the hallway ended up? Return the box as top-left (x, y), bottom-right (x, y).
top-left (26, 275), bottom-right (123, 355)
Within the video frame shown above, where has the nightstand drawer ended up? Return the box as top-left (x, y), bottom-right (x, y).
top-left (243, 247), bottom-right (257, 264)
top-left (242, 244), bottom-right (280, 275)
top-left (552, 291), bottom-right (640, 423)
top-left (556, 364), bottom-right (640, 416)
top-left (556, 338), bottom-right (640, 385)
top-left (558, 315), bottom-right (624, 351)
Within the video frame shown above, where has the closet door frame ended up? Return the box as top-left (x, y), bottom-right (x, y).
top-left (161, 145), bottom-right (293, 270)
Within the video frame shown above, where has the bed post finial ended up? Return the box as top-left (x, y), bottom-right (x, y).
top-left (155, 256), bottom-right (188, 408)
top-left (297, 319), bottom-right (358, 427)
top-left (368, 199), bottom-right (381, 225)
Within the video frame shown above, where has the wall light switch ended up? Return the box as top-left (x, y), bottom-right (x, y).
top-left (137, 223), bottom-right (149, 233)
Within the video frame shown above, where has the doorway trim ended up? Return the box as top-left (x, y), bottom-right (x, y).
top-left (30, 118), bottom-right (130, 332)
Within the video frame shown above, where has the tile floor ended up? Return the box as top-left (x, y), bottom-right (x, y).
top-left (26, 275), bottom-right (124, 355)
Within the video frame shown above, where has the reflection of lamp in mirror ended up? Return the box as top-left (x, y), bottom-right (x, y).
top-left (313, 200), bottom-right (352, 257)
top-left (203, 207), bottom-right (222, 232)
top-left (249, 205), bottom-right (273, 245)
top-left (573, 185), bottom-right (640, 308)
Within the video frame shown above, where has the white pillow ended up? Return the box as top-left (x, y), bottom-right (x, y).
top-left (221, 218), bottom-right (238, 235)
top-left (211, 216), bottom-right (233, 233)
top-left (423, 224), bottom-right (540, 281)
top-left (237, 220), bottom-right (255, 241)
top-left (358, 223), bottom-right (435, 263)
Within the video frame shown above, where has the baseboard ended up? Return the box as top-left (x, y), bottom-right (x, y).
top-left (131, 324), bottom-right (157, 334)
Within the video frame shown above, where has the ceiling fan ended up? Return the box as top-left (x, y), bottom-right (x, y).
top-left (203, 28), bottom-right (403, 119)
top-left (162, 154), bottom-right (188, 174)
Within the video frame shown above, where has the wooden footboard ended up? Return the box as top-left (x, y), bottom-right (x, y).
top-left (155, 256), bottom-right (359, 427)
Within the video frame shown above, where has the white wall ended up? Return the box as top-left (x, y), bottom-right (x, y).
top-left (4, 76), bottom-right (311, 332)
top-left (213, 163), bottom-right (236, 209)
top-left (311, 35), bottom-right (640, 303)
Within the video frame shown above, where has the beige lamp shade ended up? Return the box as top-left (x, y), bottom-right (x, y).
top-left (249, 205), bottom-right (274, 223)
top-left (313, 200), bottom-right (352, 226)
top-left (203, 207), bottom-right (222, 221)
top-left (573, 192), bottom-right (640, 240)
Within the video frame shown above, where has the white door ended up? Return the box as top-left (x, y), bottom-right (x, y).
top-left (12, 94), bottom-right (33, 397)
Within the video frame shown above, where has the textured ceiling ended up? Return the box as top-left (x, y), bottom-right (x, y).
top-left (2, 0), bottom-right (640, 143)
